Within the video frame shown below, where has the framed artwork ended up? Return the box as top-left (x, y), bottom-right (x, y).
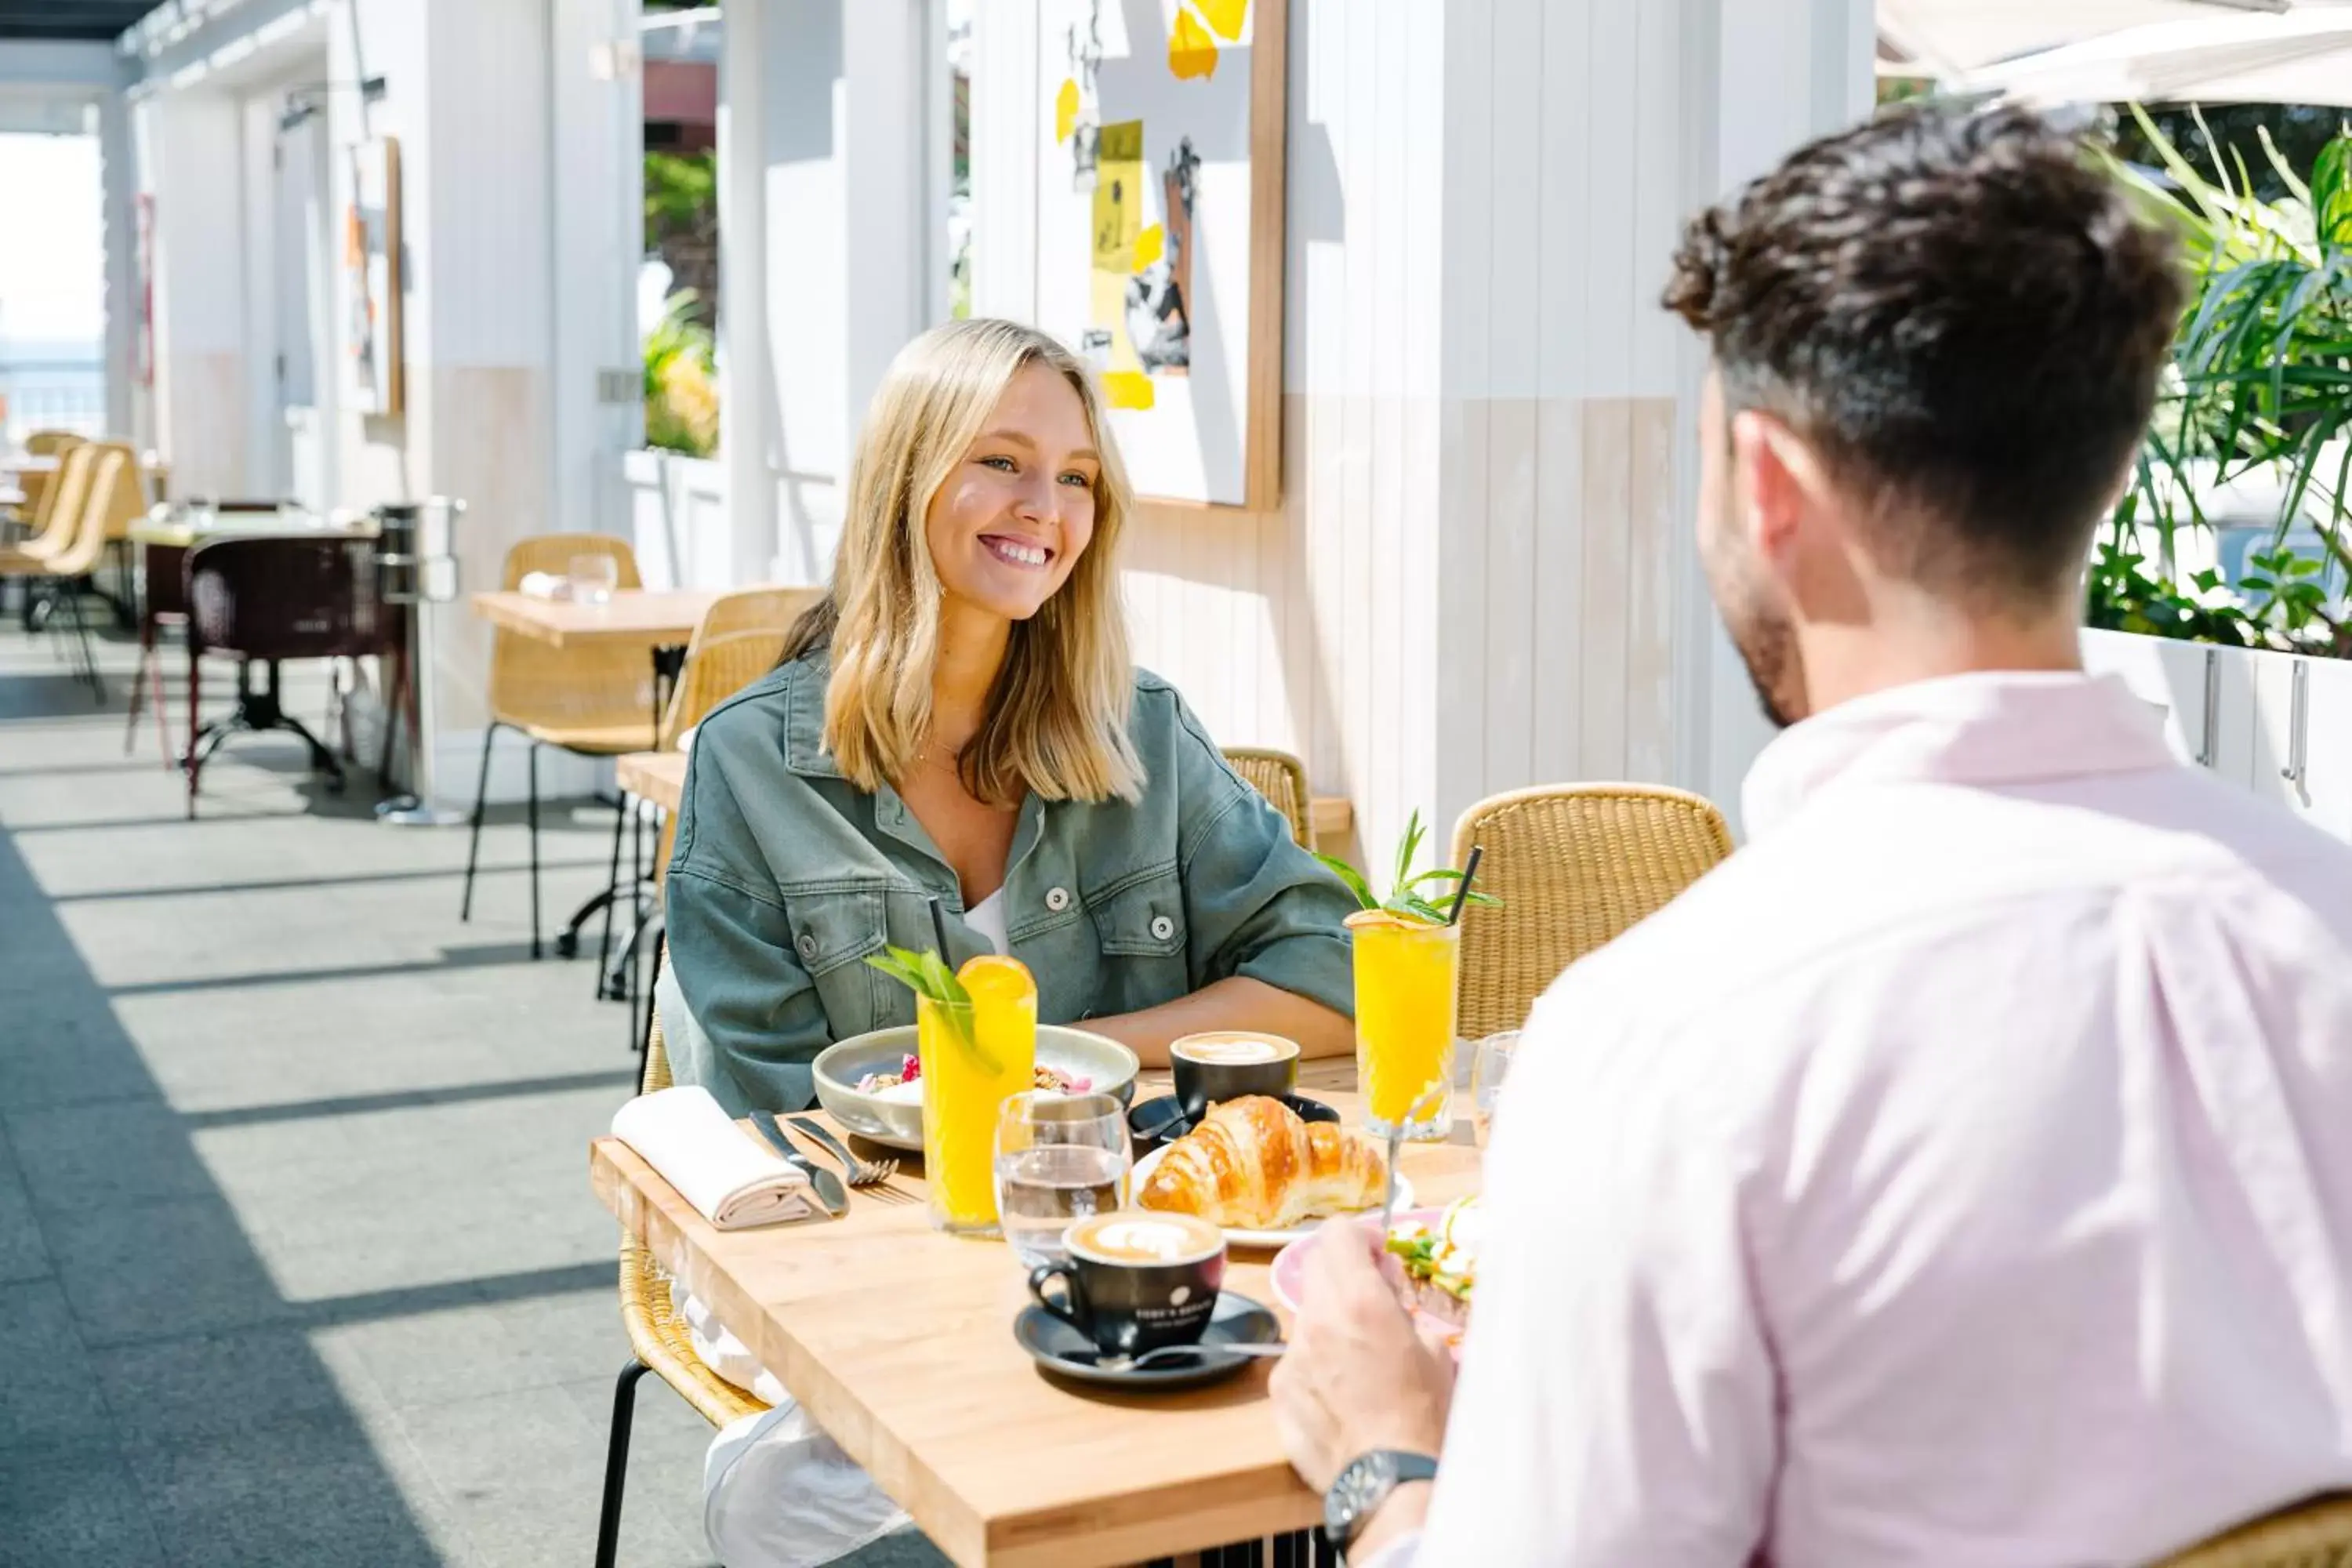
top-left (1035, 0), bottom-right (1286, 510)
top-left (344, 136), bottom-right (403, 416)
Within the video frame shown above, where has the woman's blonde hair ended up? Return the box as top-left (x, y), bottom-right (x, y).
top-left (782, 318), bottom-right (1145, 804)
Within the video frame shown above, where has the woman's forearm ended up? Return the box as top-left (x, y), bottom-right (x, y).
top-left (1087, 976), bottom-right (1355, 1068)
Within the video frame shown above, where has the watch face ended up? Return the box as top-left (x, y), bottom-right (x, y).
top-left (1324, 1451), bottom-right (1399, 1545)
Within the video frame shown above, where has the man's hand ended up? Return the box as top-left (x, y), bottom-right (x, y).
top-left (1269, 1217), bottom-right (1456, 1494)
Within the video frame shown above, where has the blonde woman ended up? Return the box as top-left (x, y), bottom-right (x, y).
top-left (659, 318), bottom-right (1355, 1118)
top-left (658, 320), bottom-right (1356, 1566)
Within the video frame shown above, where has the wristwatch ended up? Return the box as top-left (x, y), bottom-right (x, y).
top-left (1323, 1449), bottom-right (1439, 1556)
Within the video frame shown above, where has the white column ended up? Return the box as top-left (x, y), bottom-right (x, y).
top-left (1679, 0), bottom-right (1875, 824)
top-left (718, 0), bottom-right (778, 586)
top-left (741, 0), bottom-right (938, 586)
top-left (97, 86), bottom-right (137, 442)
top-left (135, 88), bottom-right (248, 499)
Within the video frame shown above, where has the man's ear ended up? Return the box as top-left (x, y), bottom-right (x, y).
top-left (1733, 410), bottom-right (1837, 568)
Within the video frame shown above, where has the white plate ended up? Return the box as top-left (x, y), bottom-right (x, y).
top-left (1129, 1141), bottom-right (1412, 1250)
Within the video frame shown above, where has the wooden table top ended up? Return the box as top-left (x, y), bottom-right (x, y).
top-left (615, 748), bottom-right (1354, 851)
top-left (590, 1073), bottom-right (1478, 1566)
top-left (470, 587), bottom-right (724, 649)
top-left (128, 514), bottom-right (364, 548)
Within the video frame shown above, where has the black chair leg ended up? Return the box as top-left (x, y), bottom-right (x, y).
top-left (62, 583), bottom-right (103, 705)
top-left (593, 1359), bottom-right (651, 1568)
top-left (123, 642), bottom-right (150, 754)
top-left (595, 786), bottom-right (626, 993)
top-left (459, 722), bottom-right (499, 923)
top-left (527, 741), bottom-right (543, 960)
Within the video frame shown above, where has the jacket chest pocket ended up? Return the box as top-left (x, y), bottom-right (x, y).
top-left (1087, 867), bottom-right (1187, 958)
top-left (782, 884), bottom-right (890, 1035)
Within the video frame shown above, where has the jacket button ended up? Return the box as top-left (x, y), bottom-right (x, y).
top-left (1149, 914), bottom-right (1174, 941)
top-left (1044, 886), bottom-right (1072, 913)
top-left (796, 931), bottom-right (818, 960)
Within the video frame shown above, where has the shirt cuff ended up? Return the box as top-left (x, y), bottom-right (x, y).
top-left (1352, 1528), bottom-right (1420, 1568)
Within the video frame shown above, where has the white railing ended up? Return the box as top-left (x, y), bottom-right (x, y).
top-left (0, 361), bottom-right (106, 445)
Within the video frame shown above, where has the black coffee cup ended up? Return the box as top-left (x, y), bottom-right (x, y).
top-left (1027, 1211), bottom-right (1228, 1358)
top-left (1169, 1031), bottom-right (1301, 1120)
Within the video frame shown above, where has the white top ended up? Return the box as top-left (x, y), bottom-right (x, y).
top-left (1385, 672), bottom-right (2352, 1567)
top-left (964, 888), bottom-right (1008, 956)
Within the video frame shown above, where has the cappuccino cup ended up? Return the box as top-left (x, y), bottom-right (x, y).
top-left (1028, 1210), bottom-right (1227, 1357)
top-left (1170, 1030), bottom-right (1300, 1120)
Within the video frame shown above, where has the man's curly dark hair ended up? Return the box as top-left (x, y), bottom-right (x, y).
top-left (1664, 103), bottom-right (2187, 606)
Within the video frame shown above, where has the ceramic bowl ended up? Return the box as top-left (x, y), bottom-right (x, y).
top-left (811, 1024), bottom-right (1140, 1152)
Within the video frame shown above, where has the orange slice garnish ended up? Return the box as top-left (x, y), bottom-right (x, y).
top-left (956, 953), bottom-right (1037, 1007)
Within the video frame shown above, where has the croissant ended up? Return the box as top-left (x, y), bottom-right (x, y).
top-left (1138, 1095), bottom-right (1388, 1230)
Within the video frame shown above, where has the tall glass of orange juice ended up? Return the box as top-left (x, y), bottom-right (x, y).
top-left (1346, 909), bottom-right (1460, 1141)
top-left (915, 956), bottom-right (1037, 1235)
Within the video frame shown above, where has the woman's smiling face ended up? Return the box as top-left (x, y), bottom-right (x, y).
top-left (924, 361), bottom-right (1102, 625)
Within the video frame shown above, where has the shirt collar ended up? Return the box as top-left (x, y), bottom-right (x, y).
top-left (782, 651), bottom-right (844, 779)
top-left (1741, 670), bottom-right (2179, 840)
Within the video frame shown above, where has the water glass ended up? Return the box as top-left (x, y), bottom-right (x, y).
top-left (1469, 1030), bottom-right (1521, 1147)
top-left (993, 1091), bottom-right (1131, 1269)
top-left (568, 552), bottom-right (619, 606)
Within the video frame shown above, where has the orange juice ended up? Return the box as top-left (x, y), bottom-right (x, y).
top-left (916, 958), bottom-right (1037, 1234)
top-left (1347, 909), bottom-right (1460, 1139)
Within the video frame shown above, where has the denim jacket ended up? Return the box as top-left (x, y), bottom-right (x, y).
top-left (658, 650), bottom-right (1357, 1114)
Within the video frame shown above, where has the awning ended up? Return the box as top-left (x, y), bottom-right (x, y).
top-left (1961, 8), bottom-right (2352, 106)
top-left (1878, 0), bottom-right (2292, 77)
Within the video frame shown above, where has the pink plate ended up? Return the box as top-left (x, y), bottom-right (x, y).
top-left (1270, 1208), bottom-right (1461, 1357)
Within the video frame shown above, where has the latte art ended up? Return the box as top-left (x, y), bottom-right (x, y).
top-left (1171, 1032), bottom-right (1300, 1065)
top-left (1069, 1211), bottom-right (1223, 1265)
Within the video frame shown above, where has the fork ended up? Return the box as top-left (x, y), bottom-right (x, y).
top-left (787, 1115), bottom-right (900, 1186)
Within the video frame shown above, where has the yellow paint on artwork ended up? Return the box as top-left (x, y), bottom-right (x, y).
top-left (1054, 78), bottom-right (1080, 143)
top-left (1196, 0), bottom-right (1249, 42)
top-left (1104, 371), bottom-right (1156, 410)
top-left (1168, 8), bottom-right (1218, 79)
top-left (1134, 223), bottom-right (1165, 270)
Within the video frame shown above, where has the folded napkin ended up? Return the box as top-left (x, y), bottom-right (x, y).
top-left (611, 1087), bottom-right (820, 1229)
top-left (517, 571), bottom-right (568, 601)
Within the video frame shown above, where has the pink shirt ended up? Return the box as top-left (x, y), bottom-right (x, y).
top-left (1406, 672), bottom-right (2352, 1566)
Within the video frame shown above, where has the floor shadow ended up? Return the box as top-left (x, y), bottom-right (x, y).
top-left (0, 800), bottom-right (448, 1564)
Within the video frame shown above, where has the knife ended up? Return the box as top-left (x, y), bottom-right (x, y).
top-left (750, 1110), bottom-right (849, 1218)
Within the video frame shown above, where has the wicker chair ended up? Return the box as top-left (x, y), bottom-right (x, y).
top-left (596, 1004), bottom-right (769, 1568)
top-left (459, 535), bottom-right (658, 959)
top-left (2159, 1495), bottom-right (2352, 1567)
top-left (23, 429), bottom-right (79, 456)
top-left (1, 431), bottom-right (82, 549)
top-left (1, 443), bottom-right (129, 699)
top-left (1224, 746), bottom-right (1313, 846)
top-left (0, 436), bottom-right (96, 575)
top-left (1449, 782), bottom-right (1734, 1037)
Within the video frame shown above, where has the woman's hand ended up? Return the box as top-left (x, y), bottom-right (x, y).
top-left (1084, 977), bottom-right (1354, 1068)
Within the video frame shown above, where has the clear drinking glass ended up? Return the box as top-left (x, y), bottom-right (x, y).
top-left (568, 551), bottom-right (619, 606)
top-left (993, 1091), bottom-right (1131, 1268)
top-left (1346, 910), bottom-right (1462, 1142)
top-left (1469, 1029), bottom-right (1521, 1148)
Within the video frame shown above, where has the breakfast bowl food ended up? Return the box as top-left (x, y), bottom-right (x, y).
top-left (812, 1024), bottom-right (1139, 1152)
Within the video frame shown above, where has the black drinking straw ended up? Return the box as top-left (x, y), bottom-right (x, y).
top-left (928, 895), bottom-right (953, 960)
top-left (1446, 845), bottom-right (1484, 925)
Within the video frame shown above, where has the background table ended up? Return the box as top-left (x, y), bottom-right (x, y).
top-left (591, 1087), bottom-right (1476, 1566)
top-left (471, 587), bottom-right (721, 651)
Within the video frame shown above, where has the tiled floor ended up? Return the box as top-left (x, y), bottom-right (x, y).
top-left (0, 615), bottom-right (720, 1566)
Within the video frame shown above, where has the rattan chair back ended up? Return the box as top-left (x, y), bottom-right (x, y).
top-left (619, 1007), bottom-right (771, 1429)
top-left (5, 439), bottom-right (100, 565)
top-left (2159, 1495), bottom-right (2352, 1568)
top-left (187, 535), bottom-right (387, 663)
top-left (487, 535), bottom-right (654, 735)
top-left (1449, 782), bottom-right (1733, 1037)
top-left (43, 443), bottom-right (132, 578)
top-left (24, 429), bottom-right (80, 456)
top-left (1225, 747), bottom-right (1313, 845)
top-left (656, 586), bottom-right (824, 750)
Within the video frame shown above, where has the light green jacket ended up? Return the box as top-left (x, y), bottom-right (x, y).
top-left (658, 650), bottom-right (1356, 1114)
